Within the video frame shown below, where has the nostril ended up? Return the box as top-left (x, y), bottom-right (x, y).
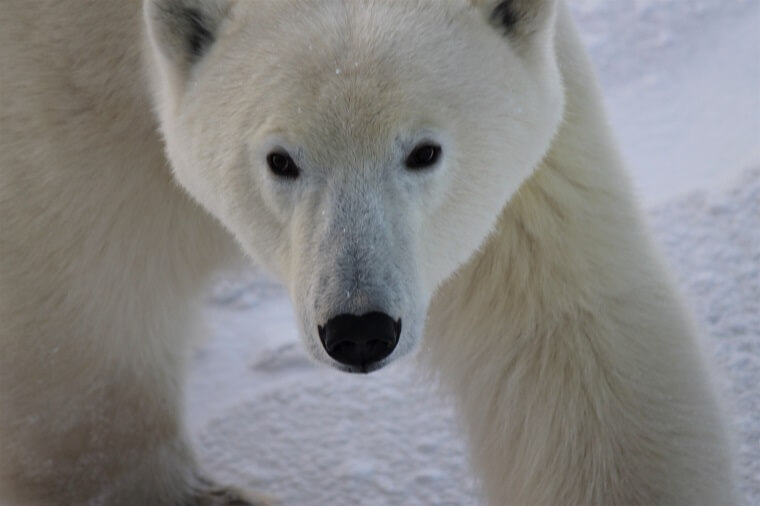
top-left (318, 312), bottom-right (401, 367)
top-left (331, 341), bottom-right (352, 355)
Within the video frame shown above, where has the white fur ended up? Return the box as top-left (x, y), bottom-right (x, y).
top-left (0, 1), bottom-right (735, 505)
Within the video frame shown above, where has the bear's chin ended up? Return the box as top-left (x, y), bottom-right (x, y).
top-left (324, 358), bottom-right (391, 375)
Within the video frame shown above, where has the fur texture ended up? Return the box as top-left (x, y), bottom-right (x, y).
top-left (0, 0), bottom-right (735, 505)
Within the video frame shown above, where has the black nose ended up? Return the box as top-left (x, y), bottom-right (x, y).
top-left (318, 312), bottom-right (401, 368)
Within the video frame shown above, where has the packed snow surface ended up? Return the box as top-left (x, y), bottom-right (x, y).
top-left (188, 1), bottom-right (759, 504)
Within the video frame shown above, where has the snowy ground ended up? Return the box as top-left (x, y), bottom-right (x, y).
top-left (573, 0), bottom-right (760, 203)
top-left (188, 1), bottom-right (760, 505)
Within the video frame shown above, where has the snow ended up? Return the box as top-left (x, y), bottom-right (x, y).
top-left (589, 1), bottom-right (760, 204)
top-left (187, 1), bottom-right (760, 504)
top-left (199, 372), bottom-right (474, 505)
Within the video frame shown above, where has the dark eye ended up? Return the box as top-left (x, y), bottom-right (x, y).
top-left (405, 143), bottom-right (442, 170)
top-left (266, 151), bottom-right (300, 179)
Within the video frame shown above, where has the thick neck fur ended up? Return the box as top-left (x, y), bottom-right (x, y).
top-left (425, 4), bottom-right (652, 371)
top-left (423, 4), bottom-right (733, 505)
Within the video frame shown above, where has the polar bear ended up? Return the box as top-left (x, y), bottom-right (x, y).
top-left (0, 0), bottom-right (736, 505)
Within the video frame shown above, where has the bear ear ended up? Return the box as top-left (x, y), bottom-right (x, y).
top-left (473, 0), bottom-right (558, 51)
top-left (144, 0), bottom-right (232, 78)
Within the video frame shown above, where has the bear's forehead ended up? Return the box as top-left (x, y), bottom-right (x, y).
top-left (208, 0), bottom-right (517, 161)
top-left (227, 0), bottom-right (484, 100)
top-left (265, 75), bottom-right (415, 167)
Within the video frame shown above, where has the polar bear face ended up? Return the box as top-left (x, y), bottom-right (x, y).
top-left (145, 0), bottom-right (563, 372)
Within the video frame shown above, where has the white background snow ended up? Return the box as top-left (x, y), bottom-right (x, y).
top-left (188, 1), bottom-right (760, 504)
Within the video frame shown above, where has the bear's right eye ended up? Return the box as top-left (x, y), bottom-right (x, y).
top-left (266, 151), bottom-right (300, 179)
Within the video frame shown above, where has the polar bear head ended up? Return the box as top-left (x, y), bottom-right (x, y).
top-left (145, 0), bottom-right (563, 373)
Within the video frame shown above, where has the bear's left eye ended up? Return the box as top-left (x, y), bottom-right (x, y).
top-left (405, 143), bottom-right (442, 170)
